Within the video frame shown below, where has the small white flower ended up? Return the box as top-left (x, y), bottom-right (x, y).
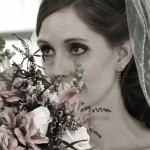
top-left (49, 92), bottom-right (58, 102)
top-left (32, 106), bottom-right (52, 135)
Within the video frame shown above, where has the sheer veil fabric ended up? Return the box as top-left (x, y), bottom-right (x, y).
top-left (126, 0), bottom-right (150, 107)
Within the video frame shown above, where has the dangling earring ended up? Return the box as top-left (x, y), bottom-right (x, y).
top-left (117, 65), bottom-right (124, 81)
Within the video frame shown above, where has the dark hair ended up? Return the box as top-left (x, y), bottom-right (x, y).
top-left (36, 0), bottom-right (150, 128)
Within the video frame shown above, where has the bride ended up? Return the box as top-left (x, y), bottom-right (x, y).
top-left (35, 0), bottom-right (150, 149)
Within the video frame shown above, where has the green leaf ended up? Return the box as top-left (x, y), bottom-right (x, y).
top-left (13, 107), bottom-right (18, 113)
top-left (0, 57), bottom-right (3, 62)
top-left (70, 60), bottom-right (85, 91)
top-left (5, 49), bottom-right (11, 56)
top-left (0, 51), bottom-right (4, 55)
top-left (0, 37), bottom-right (5, 50)
top-left (9, 51), bottom-right (16, 58)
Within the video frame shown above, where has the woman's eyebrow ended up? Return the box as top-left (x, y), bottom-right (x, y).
top-left (64, 38), bottom-right (88, 43)
top-left (37, 39), bottom-right (49, 45)
top-left (37, 38), bottom-right (88, 45)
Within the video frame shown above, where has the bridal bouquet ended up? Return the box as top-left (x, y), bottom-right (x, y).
top-left (0, 36), bottom-right (110, 150)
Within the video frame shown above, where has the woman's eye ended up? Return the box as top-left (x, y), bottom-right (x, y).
top-left (70, 43), bottom-right (88, 55)
top-left (40, 45), bottom-right (54, 56)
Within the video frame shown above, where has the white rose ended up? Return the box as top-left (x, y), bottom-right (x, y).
top-left (74, 127), bottom-right (91, 149)
top-left (32, 106), bottom-right (52, 135)
top-left (63, 127), bottom-right (91, 150)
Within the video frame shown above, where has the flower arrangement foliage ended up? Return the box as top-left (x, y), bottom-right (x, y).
top-left (0, 36), bottom-right (111, 150)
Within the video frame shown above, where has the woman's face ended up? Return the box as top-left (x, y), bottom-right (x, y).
top-left (37, 8), bottom-right (118, 107)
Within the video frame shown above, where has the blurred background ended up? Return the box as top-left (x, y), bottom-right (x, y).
top-left (0, 0), bottom-right (42, 64)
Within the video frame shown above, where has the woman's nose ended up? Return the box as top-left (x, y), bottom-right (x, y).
top-left (51, 55), bottom-right (73, 81)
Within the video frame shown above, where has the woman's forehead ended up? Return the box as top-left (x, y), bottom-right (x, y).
top-left (38, 8), bottom-right (102, 42)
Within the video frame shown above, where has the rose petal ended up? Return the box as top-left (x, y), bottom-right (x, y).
top-left (58, 82), bottom-right (71, 95)
top-left (32, 106), bottom-right (51, 135)
top-left (77, 110), bottom-right (90, 127)
top-left (63, 127), bottom-right (91, 150)
top-left (74, 127), bottom-right (91, 150)
top-left (67, 94), bottom-right (80, 114)
top-left (60, 88), bottom-right (78, 102)
top-left (62, 130), bottom-right (74, 144)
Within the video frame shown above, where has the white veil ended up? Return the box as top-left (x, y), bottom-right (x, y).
top-left (125, 0), bottom-right (150, 106)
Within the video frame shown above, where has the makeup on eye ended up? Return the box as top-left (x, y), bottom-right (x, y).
top-left (39, 42), bottom-right (89, 57)
top-left (40, 45), bottom-right (55, 56)
top-left (69, 43), bottom-right (89, 56)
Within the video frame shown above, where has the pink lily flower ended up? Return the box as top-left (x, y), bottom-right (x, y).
top-left (0, 90), bottom-right (20, 103)
top-left (14, 112), bottom-right (49, 150)
top-left (0, 125), bottom-right (18, 150)
top-left (3, 107), bottom-right (48, 149)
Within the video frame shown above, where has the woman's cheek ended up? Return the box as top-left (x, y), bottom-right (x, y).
top-left (42, 60), bottom-right (53, 76)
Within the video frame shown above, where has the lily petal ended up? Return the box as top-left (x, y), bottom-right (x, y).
top-left (26, 112), bottom-right (37, 136)
top-left (7, 137), bottom-right (18, 150)
top-left (6, 96), bottom-right (20, 102)
top-left (31, 134), bottom-right (49, 144)
top-left (14, 128), bottom-right (26, 146)
top-left (3, 107), bottom-right (15, 128)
